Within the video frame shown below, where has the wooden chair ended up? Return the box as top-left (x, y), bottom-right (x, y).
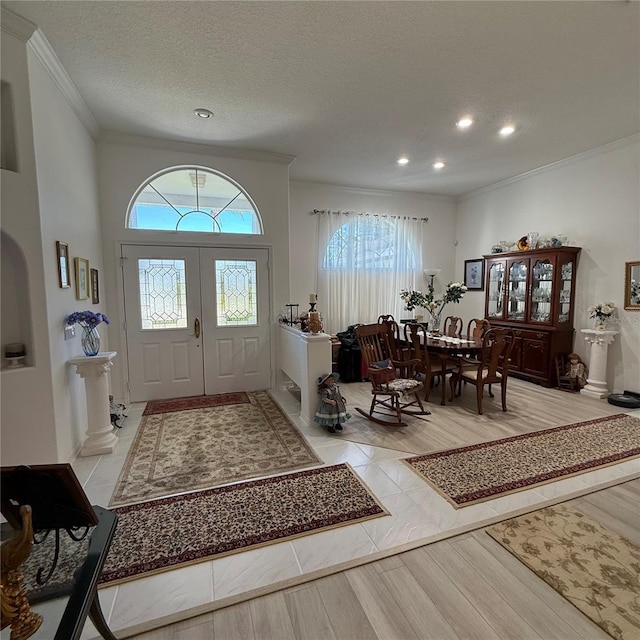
top-left (404, 323), bottom-right (457, 402)
top-left (355, 323), bottom-right (430, 426)
top-left (449, 327), bottom-right (515, 414)
top-left (377, 315), bottom-right (409, 361)
top-left (466, 318), bottom-right (491, 340)
top-left (443, 316), bottom-right (463, 338)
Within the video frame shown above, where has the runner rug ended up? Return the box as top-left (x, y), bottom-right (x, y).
top-left (100, 463), bottom-right (388, 586)
top-left (487, 504), bottom-right (640, 640)
top-left (404, 414), bottom-right (640, 508)
top-left (142, 392), bottom-right (250, 415)
top-left (110, 390), bottom-right (321, 507)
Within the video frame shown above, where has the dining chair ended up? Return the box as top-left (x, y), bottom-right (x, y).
top-left (354, 323), bottom-right (429, 426)
top-left (443, 316), bottom-right (463, 338)
top-left (377, 314), bottom-right (409, 361)
top-left (449, 327), bottom-right (516, 414)
top-left (404, 323), bottom-right (457, 402)
top-left (466, 318), bottom-right (491, 340)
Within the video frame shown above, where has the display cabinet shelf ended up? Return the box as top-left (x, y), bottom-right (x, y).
top-left (484, 246), bottom-right (581, 387)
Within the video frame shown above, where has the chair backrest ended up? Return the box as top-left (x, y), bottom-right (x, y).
top-left (377, 315), bottom-right (405, 361)
top-left (404, 323), bottom-right (432, 374)
top-left (479, 327), bottom-right (515, 380)
top-left (466, 318), bottom-right (490, 339)
top-left (355, 323), bottom-right (393, 369)
top-left (443, 316), bottom-right (463, 337)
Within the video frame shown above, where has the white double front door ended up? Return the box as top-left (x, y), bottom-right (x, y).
top-left (122, 245), bottom-right (271, 402)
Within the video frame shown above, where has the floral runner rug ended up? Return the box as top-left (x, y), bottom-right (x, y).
top-left (142, 392), bottom-right (250, 415)
top-left (403, 414), bottom-right (640, 508)
top-left (110, 390), bottom-right (321, 507)
top-left (487, 504), bottom-right (640, 640)
top-left (101, 463), bottom-right (388, 586)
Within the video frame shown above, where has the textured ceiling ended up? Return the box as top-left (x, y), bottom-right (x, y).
top-left (3, 1), bottom-right (639, 196)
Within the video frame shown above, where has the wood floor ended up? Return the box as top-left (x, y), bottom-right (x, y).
top-left (128, 479), bottom-right (639, 640)
top-left (124, 378), bottom-right (639, 640)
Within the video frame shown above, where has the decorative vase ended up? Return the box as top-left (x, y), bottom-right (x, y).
top-left (426, 310), bottom-right (442, 334)
top-left (81, 326), bottom-right (100, 356)
top-left (594, 318), bottom-right (609, 331)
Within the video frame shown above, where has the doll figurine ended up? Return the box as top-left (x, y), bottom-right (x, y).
top-left (566, 353), bottom-right (588, 390)
top-left (313, 373), bottom-right (351, 433)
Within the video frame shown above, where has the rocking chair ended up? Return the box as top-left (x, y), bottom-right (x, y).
top-left (354, 323), bottom-right (430, 427)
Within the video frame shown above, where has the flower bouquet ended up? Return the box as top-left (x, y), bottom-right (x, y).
top-left (587, 302), bottom-right (615, 331)
top-left (400, 282), bottom-right (467, 332)
top-left (66, 310), bottom-right (109, 355)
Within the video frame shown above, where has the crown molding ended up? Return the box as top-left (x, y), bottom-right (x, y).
top-left (459, 133), bottom-right (640, 202)
top-left (98, 131), bottom-right (297, 166)
top-left (1, 7), bottom-right (37, 41)
top-left (27, 30), bottom-right (99, 138)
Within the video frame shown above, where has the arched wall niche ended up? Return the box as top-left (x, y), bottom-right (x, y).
top-left (1, 230), bottom-right (32, 368)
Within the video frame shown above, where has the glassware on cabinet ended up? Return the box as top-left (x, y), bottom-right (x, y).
top-left (487, 262), bottom-right (504, 318)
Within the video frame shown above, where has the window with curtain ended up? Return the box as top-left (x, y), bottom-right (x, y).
top-left (316, 211), bottom-right (425, 333)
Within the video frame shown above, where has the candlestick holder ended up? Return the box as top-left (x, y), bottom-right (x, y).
top-left (309, 302), bottom-right (317, 313)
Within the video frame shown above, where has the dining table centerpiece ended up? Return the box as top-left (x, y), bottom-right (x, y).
top-left (66, 310), bottom-right (110, 356)
top-left (400, 281), bottom-right (467, 333)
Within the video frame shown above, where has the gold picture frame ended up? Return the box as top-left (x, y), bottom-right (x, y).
top-left (74, 257), bottom-right (90, 300)
top-left (56, 241), bottom-right (71, 288)
top-left (624, 260), bottom-right (640, 310)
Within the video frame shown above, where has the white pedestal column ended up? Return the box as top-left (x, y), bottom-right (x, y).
top-left (68, 352), bottom-right (119, 456)
top-left (580, 330), bottom-right (618, 399)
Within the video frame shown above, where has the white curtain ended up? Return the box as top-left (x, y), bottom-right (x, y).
top-left (316, 210), bottom-right (425, 334)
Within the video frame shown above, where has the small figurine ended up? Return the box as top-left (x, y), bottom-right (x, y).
top-left (566, 353), bottom-right (588, 390)
top-left (313, 373), bottom-right (351, 433)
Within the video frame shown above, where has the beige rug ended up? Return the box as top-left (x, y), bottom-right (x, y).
top-left (403, 414), bottom-right (640, 507)
top-left (110, 390), bottom-right (321, 507)
top-left (488, 504), bottom-right (640, 640)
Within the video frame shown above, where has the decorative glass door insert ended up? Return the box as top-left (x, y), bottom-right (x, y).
top-left (215, 260), bottom-right (257, 326)
top-left (138, 258), bottom-right (188, 329)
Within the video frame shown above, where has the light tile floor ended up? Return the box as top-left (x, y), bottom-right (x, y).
top-left (19, 394), bottom-right (640, 640)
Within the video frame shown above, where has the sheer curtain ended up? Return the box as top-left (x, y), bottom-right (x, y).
top-left (315, 210), bottom-right (425, 334)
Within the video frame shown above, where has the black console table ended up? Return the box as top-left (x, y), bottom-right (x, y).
top-left (1, 505), bottom-right (118, 640)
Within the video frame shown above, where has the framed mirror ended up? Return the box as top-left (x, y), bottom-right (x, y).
top-left (624, 260), bottom-right (640, 310)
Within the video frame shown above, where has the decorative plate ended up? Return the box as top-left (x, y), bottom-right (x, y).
top-left (517, 235), bottom-right (529, 250)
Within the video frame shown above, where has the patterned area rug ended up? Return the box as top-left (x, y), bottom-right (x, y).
top-left (488, 505), bottom-right (640, 640)
top-left (110, 390), bottom-right (321, 507)
top-left (404, 414), bottom-right (640, 508)
top-left (142, 392), bottom-right (250, 415)
top-left (101, 464), bottom-right (388, 586)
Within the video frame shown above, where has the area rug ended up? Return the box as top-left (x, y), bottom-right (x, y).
top-left (142, 392), bottom-right (250, 415)
top-left (487, 504), bottom-right (640, 640)
top-left (101, 463), bottom-right (388, 586)
top-left (403, 414), bottom-right (640, 508)
top-left (110, 390), bottom-right (321, 507)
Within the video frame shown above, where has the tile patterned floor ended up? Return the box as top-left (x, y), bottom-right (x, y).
top-left (20, 392), bottom-right (640, 640)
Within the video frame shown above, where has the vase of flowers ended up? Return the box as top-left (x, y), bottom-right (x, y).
top-left (587, 302), bottom-right (615, 331)
top-left (400, 282), bottom-right (467, 334)
top-left (66, 310), bottom-right (110, 356)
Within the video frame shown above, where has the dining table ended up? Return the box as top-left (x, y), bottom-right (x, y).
top-left (417, 327), bottom-right (484, 405)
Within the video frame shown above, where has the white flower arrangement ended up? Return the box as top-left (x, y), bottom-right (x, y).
top-left (400, 282), bottom-right (467, 316)
top-left (587, 302), bottom-right (615, 329)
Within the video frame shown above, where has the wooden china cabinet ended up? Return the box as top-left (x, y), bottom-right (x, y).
top-left (483, 246), bottom-right (581, 387)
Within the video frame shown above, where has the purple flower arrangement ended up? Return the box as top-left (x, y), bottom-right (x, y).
top-left (66, 310), bottom-right (110, 328)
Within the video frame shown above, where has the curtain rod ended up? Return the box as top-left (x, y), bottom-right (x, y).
top-left (311, 209), bottom-right (428, 222)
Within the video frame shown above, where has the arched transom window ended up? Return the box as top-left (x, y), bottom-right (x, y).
top-left (127, 167), bottom-right (262, 234)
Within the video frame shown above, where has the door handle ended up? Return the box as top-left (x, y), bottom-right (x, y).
top-left (194, 317), bottom-right (200, 338)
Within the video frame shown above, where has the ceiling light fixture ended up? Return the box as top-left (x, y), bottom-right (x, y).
top-left (456, 117), bottom-right (473, 129)
top-left (194, 108), bottom-right (214, 119)
top-left (397, 157), bottom-right (410, 165)
top-left (433, 161), bottom-right (445, 170)
top-left (499, 125), bottom-right (516, 137)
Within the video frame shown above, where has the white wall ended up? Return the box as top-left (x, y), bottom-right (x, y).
top-left (0, 25), bottom-right (58, 465)
top-left (289, 181), bottom-right (457, 333)
top-left (95, 133), bottom-right (292, 402)
top-left (28, 45), bottom-right (104, 462)
top-left (456, 137), bottom-right (640, 393)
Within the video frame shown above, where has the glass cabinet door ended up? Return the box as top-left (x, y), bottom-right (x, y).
top-left (506, 260), bottom-right (527, 321)
top-left (557, 259), bottom-right (573, 325)
top-left (529, 258), bottom-right (554, 324)
top-left (486, 261), bottom-right (505, 319)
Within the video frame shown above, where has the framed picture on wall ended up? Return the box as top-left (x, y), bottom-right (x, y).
top-left (90, 268), bottom-right (100, 304)
top-left (56, 241), bottom-right (71, 288)
top-left (464, 258), bottom-right (484, 290)
top-left (74, 257), bottom-right (90, 300)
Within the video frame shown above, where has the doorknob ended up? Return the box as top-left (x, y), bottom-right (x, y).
top-left (194, 317), bottom-right (200, 338)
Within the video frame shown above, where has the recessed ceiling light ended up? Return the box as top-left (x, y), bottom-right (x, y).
top-left (397, 157), bottom-right (410, 165)
top-left (456, 117), bottom-right (473, 129)
top-left (194, 108), bottom-right (214, 119)
top-left (499, 125), bottom-right (516, 137)
top-left (433, 161), bottom-right (445, 170)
